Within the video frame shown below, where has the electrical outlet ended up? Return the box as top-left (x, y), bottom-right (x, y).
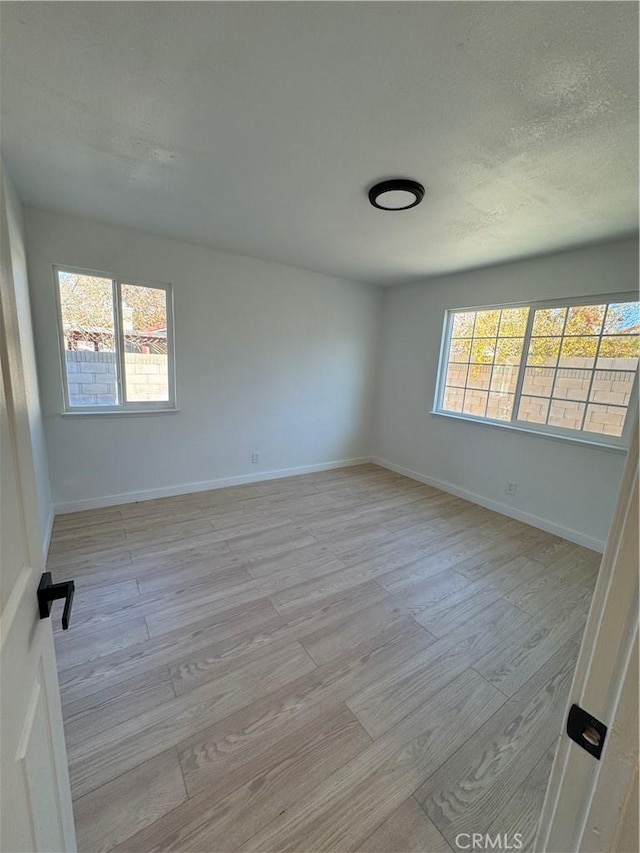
top-left (251, 452), bottom-right (260, 464)
top-left (505, 481), bottom-right (518, 496)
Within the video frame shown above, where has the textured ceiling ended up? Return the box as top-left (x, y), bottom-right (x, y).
top-left (1, 1), bottom-right (638, 285)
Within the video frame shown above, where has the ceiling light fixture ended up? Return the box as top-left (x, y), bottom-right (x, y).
top-left (368, 178), bottom-right (425, 211)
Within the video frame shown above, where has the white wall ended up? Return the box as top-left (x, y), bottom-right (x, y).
top-left (0, 165), bottom-right (53, 559)
top-left (373, 238), bottom-right (639, 551)
top-left (25, 208), bottom-right (382, 512)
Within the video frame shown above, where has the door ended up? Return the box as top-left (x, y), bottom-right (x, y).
top-left (535, 417), bottom-right (639, 851)
top-left (0, 245), bottom-right (76, 849)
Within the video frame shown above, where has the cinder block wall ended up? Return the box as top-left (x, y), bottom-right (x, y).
top-left (65, 351), bottom-right (168, 405)
top-left (443, 356), bottom-right (634, 435)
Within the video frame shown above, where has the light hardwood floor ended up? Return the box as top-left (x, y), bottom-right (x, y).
top-left (47, 464), bottom-right (601, 852)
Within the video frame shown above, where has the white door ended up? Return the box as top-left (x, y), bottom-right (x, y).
top-left (0, 270), bottom-right (76, 849)
top-left (536, 418), bottom-right (639, 852)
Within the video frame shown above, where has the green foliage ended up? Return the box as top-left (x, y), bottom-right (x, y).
top-left (58, 273), bottom-right (166, 332)
top-left (532, 307), bottom-right (565, 336)
top-left (451, 312), bottom-right (475, 338)
top-left (495, 338), bottom-right (524, 362)
top-left (474, 310), bottom-right (500, 337)
top-left (470, 338), bottom-right (496, 364)
top-left (527, 337), bottom-right (560, 365)
top-left (449, 339), bottom-right (471, 362)
top-left (498, 308), bottom-right (528, 337)
top-left (451, 303), bottom-right (640, 368)
top-left (599, 336), bottom-right (640, 358)
top-left (59, 274), bottom-right (114, 330)
top-left (565, 304), bottom-right (605, 335)
top-left (121, 284), bottom-right (166, 330)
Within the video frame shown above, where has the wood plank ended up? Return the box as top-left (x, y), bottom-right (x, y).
top-left (54, 615), bottom-right (149, 670)
top-left (299, 599), bottom-right (414, 666)
top-left (268, 568), bottom-right (392, 615)
top-left (485, 738), bottom-right (558, 852)
top-left (472, 610), bottom-right (585, 696)
top-left (68, 642), bottom-right (317, 797)
top-left (410, 577), bottom-right (508, 638)
top-left (52, 507), bottom-right (123, 533)
top-left (241, 541), bottom-right (343, 579)
top-left (346, 635), bottom-right (477, 739)
top-left (114, 707), bottom-right (371, 852)
top-left (70, 578), bottom-right (140, 611)
top-left (47, 547), bottom-right (133, 574)
top-left (357, 798), bottom-right (452, 853)
top-left (346, 600), bottom-right (533, 741)
top-left (169, 632), bottom-right (303, 697)
top-left (503, 554), bottom-right (598, 615)
top-left (121, 505), bottom-right (207, 532)
top-left (336, 536), bottom-right (427, 571)
top-left (381, 568), bottom-right (471, 617)
top-left (243, 669), bottom-right (506, 852)
top-left (53, 593), bottom-right (145, 635)
top-left (135, 551), bottom-right (243, 596)
top-left (63, 665), bottom-right (175, 750)
top-left (225, 522), bottom-right (316, 556)
top-left (178, 619), bottom-right (436, 800)
top-left (416, 640), bottom-right (579, 846)
top-left (143, 583), bottom-right (271, 638)
top-left (73, 748), bottom-right (187, 853)
top-left (140, 565), bottom-right (254, 614)
top-left (126, 519), bottom-right (218, 558)
top-left (129, 537), bottom-right (232, 573)
top-left (371, 531), bottom-right (495, 590)
top-left (466, 554), bottom-right (548, 594)
top-left (165, 586), bottom-right (394, 697)
top-left (47, 526), bottom-right (127, 556)
top-left (58, 599), bottom-right (281, 703)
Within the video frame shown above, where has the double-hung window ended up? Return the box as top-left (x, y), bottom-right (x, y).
top-left (434, 294), bottom-right (639, 448)
top-left (55, 266), bottom-right (176, 413)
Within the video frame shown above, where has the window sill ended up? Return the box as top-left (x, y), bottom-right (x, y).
top-left (60, 408), bottom-right (179, 418)
top-left (430, 409), bottom-right (628, 453)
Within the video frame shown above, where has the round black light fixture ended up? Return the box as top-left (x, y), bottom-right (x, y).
top-left (368, 178), bottom-right (425, 211)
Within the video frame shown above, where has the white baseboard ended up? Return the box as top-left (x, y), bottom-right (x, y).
top-left (42, 503), bottom-right (55, 561)
top-left (53, 457), bottom-right (373, 515)
top-left (371, 456), bottom-right (605, 553)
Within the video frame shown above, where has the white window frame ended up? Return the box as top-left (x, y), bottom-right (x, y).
top-left (433, 291), bottom-right (639, 451)
top-left (54, 265), bottom-right (177, 415)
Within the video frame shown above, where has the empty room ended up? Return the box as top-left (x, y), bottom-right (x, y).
top-left (1, 2), bottom-right (638, 852)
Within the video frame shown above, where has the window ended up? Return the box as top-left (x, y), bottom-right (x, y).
top-left (435, 294), bottom-right (639, 447)
top-left (55, 267), bottom-right (176, 412)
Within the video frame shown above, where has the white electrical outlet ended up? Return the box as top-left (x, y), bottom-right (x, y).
top-left (505, 481), bottom-right (518, 496)
top-left (251, 452), bottom-right (260, 464)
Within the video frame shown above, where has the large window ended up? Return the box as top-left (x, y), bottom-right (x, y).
top-left (435, 294), bottom-right (639, 447)
top-left (55, 267), bottom-right (176, 412)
